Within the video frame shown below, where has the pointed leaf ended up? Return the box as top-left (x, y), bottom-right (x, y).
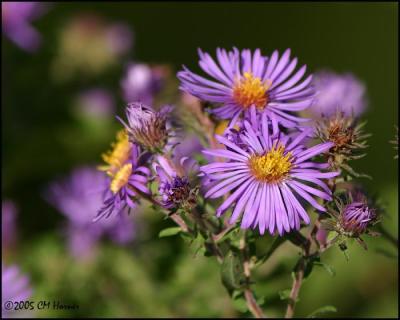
top-left (158, 227), bottom-right (182, 238)
top-left (221, 252), bottom-right (246, 291)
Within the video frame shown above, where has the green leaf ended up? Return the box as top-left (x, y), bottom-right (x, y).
top-left (204, 202), bottom-right (216, 215)
top-left (256, 295), bottom-right (265, 306)
top-left (158, 227), bottom-right (182, 238)
top-left (189, 232), bottom-right (206, 257)
top-left (314, 261), bottom-right (336, 277)
top-left (232, 294), bottom-right (248, 313)
top-left (307, 305), bottom-right (337, 318)
top-left (220, 252), bottom-right (246, 292)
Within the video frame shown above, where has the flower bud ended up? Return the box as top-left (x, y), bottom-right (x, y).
top-left (340, 202), bottom-right (375, 236)
top-left (315, 111), bottom-right (370, 177)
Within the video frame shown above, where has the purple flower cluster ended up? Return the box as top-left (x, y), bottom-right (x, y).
top-left (92, 47), bottom-right (368, 239)
top-left (46, 167), bottom-right (136, 257)
top-left (178, 48), bottom-right (341, 235)
top-left (94, 96), bottom-right (205, 217)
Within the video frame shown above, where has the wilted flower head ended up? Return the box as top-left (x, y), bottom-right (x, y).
top-left (75, 88), bottom-right (115, 119)
top-left (2, 264), bottom-right (32, 318)
top-left (2, 200), bottom-right (18, 251)
top-left (315, 110), bottom-right (370, 177)
top-left (121, 63), bottom-right (168, 105)
top-left (118, 102), bottom-right (172, 153)
top-left (46, 167), bottom-right (135, 258)
top-left (200, 113), bottom-right (338, 235)
top-left (310, 70), bottom-right (367, 118)
top-left (2, 2), bottom-right (48, 52)
top-left (178, 48), bottom-right (314, 129)
top-left (154, 156), bottom-right (199, 210)
top-left (51, 14), bottom-right (133, 82)
top-left (96, 131), bottom-right (151, 221)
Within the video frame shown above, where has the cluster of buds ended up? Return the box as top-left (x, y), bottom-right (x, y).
top-left (315, 110), bottom-right (371, 178)
top-left (321, 190), bottom-right (379, 251)
top-left (154, 156), bottom-right (200, 212)
top-left (159, 176), bottom-right (198, 211)
top-left (119, 102), bottom-right (172, 153)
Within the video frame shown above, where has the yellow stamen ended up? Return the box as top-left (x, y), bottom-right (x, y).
top-left (98, 130), bottom-right (131, 176)
top-left (110, 164), bottom-right (132, 194)
top-left (214, 120), bottom-right (240, 136)
top-left (232, 72), bottom-right (272, 109)
top-left (248, 145), bottom-right (293, 183)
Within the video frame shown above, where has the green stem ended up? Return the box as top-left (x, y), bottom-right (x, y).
top-left (285, 262), bottom-right (304, 318)
top-left (240, 232), bottom-right (266, 318)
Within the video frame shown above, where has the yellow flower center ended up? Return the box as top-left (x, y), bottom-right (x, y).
top-left (248, 145), bottom-right (293, 183)
top-left (110, 163), bottom-right (132, 194)
top-left (232, 72), bottom-right (272, 109)
top-left (99, 130), bottom-right (131, 176)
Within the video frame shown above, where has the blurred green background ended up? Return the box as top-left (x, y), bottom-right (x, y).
top-left (2, 2), bottom-right (398, 318)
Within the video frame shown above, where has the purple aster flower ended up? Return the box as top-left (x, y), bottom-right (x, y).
top-left (2, 264), bottom-right (32, 318)
top-left (95, 131), bottom-right (151, 221)
top-left (178, 48), bottom-right (314, 129)
top-left (118, 102), bottom-right (173, 153)
top-left (46, 166), bottom-right (136, 258)
top-left (153, 155), bottom-right (199, 210)
top-left (75, 88), bottom-right (115, 119)
top-left (309, 70), bottom-right (367, 118)
top-left (2, 200), bottom-right (18, 251)
top-left (121, 63), bottom-right (167, 105)
top-left (2, 2), bottom-right (48, 52)
top-left (200, 112), bottom-right (338, 235)
top-left (340, 202), bottom-right (375, 236)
